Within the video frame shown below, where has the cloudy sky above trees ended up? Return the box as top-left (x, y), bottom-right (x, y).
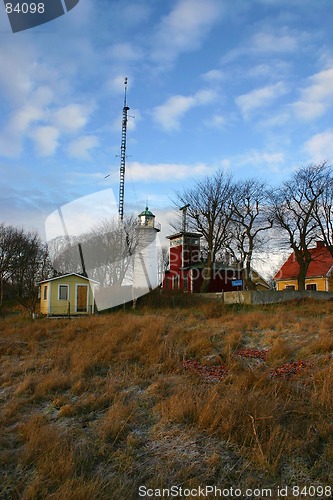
top-left (0, 0), bottom-right (332, 244)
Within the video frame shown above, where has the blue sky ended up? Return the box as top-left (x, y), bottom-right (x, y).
top-left (1, 0), bottom-right (333, 250)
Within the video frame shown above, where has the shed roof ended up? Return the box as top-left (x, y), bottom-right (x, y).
top-left (274, 242), bottom-right (333, 281)
top-left (39, 273), bottom-right (99, 285)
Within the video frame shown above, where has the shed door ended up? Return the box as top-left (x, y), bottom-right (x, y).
top-left (77, 285), bottom-right (88, 312)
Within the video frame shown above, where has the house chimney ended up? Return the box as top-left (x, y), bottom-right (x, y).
top-left (316, 240), bottom-right (325, 249)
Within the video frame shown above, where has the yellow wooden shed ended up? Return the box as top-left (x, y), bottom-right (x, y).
top-left (39, 273), bottom-right (98, 316)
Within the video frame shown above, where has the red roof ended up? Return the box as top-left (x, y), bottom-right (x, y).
top-left (274, 242), bottom-right (333, 281)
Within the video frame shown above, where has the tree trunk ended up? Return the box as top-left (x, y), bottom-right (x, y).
top-left (295, 248), bottom-right (311, 291)
top-left (0, 272), bottom-right (3, 307)
top-left (200, 251), bottom-right (213, 292)
top-left (243, 256), bottom-right (257, 290)
top-left (297, 267), bottom-right (307, 291)
top-left (244, 268), bottom-right (257, 290)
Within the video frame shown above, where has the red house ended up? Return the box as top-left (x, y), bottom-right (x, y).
top-left (163, 231), bottom-right (269, 293)
top-left (274, 241), bottom-right (333, 291)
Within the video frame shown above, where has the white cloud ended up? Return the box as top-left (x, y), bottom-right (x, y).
top-left (153, 96), bottom-right (193, 131)
top-left (0, 132), bottom-right (20, 157)
top-left (0, 103), bottom-right (46, 156)
top-left (153, 89), bottom-right (216, 131)
top-left (219, 159), bottom-right (232, 170)
top-left (115, 2), bottom-right (152, 27)
top-left (0, 34), bottom-right (97, 159)
top-left (128, 161), bottom-right (210, 181)
top-left (238, 150), bottom-right (285, 169)
top-left (221, 149), bottom-right (286, 175)
top-left (204, 114), bottom-right (225, 129)
top-left (259, 111), bottom-right (290, 128)
top-left (151, 0), bottom-right (222, 67)
top-left (201, 69), bottom-right (225, 83)
top-left (247, 64), bottom-right (273, 78)
top-left (247, 61), bottom-right (291, 79)
top-left (52, 104), bottom-right (92, 133)
top-left (221, 29), bottom-right (299, 65)
top-left (105, 74), bottom-right (134, 96)
top-left (0, 81), bottom-right (53, 157)
top-left (12, 104), bottom-right (45, 133)
top-left (45, 189), bottom-right (118, 240)
top-left (255, 0), bottom-right (313, 6)
top-left (0, 100), bottom-right (94, 157)
top-left (293, 67), bottom-right (333, 120)
top-left (67, 135), bottom-right (99, 160)
top-left (108, 43), bottom-right (143, 62)
top-left (293, 101), bottom-right (325, 121)
top-left (30, 126), bottom-right (60, 156)
top-left (252, 32), bottom-right (298, 53)
top-left (236, 82), bottom-right (287, 119)
top-left (111, 108), bottom-right (141, 134)
top-left (304, 130), bottom-right (333, 162)
top-left (0, 42), bottom-right (35, 106)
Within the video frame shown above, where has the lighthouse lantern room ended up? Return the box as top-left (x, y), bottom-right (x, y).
top-left (138, 206), bottom-right (160, 230)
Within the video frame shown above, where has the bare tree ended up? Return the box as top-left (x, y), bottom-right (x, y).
top-left (10, 234), bottom-right (51, 314)
top-left (311, 162), bottom-right (333, 256)
top-left (86, 215), bottom-right (137, 286)
top-left (48, 215), bottom-right (138, 287)
top-left (270, 164), bottom-right (325, 290)
top-left (0, 224), bottom-right (23, 306)
top-left (0, 224), bottom-right (52, 313)
top-left (228, 179), bottom-right (273, 290)
top-left (48, 235), bottom-right (82, 276)
top-left (174, 169), bottom-right (235, 291)
top-left (158, 245), bottom-right (169, 284)
top-left (0, 225), bottom-right (36, 306)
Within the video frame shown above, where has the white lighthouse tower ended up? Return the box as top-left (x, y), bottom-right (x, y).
top-left (133, 206), bottom-right (161, 299)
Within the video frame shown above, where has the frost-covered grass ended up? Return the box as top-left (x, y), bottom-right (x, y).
top-left (1, 299), bottom-right (333, 498)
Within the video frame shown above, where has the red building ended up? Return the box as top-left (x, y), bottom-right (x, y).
top-left (163, 231), bottom-right (269, 293)
top-left (164, 231), bottom-right (202, 292)
top-left (274, 241), bottom-right (333, 291)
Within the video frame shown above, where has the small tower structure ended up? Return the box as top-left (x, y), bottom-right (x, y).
top-left (133, 206), bottom-right (161, 298)
top-left (163, 203), bottom-right (202, 292)
top-left (164, 231), bottom-right (202, 292)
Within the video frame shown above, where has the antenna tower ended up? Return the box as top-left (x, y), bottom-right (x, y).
top-left (118, 77), bottom-right (130, 221)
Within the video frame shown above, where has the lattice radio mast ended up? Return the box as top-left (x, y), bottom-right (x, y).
top-left (118, 77), bottom-right (130, 221)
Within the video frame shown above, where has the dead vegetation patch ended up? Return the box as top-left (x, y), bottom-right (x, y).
top-left (1, 300), bottom-right (333, 497)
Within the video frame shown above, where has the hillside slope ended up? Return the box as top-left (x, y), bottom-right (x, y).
top-left (1, 300), bottom-right (333, 499)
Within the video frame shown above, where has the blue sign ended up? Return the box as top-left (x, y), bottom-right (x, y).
top-left (232, 279), bottom-right (243, 287)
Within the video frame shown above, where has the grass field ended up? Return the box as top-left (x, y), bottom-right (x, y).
top-left (1, 298), bottom-right (333, 499)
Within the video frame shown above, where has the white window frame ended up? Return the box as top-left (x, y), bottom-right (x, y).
top-left (43, 285), bottom-right (47, 301)
top-left (58, 284), bottom-right (69, 301)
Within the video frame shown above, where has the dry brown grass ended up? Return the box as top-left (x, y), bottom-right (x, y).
top-left (96, 395), bottom-right (136, 443)
top-left (1, 299), bottom-right (333, 497)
